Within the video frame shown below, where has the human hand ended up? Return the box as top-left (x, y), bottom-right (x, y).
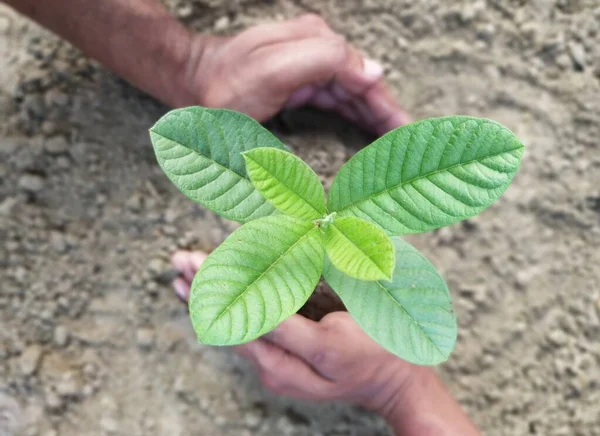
top-left (233, 312), bottom-right (423, 413)
top-left (170, 251), bottom-right (417, 412)
top-left (171, 250), bottom-right (479, 435)
top-left (176, 14), bottom-right (409, 135)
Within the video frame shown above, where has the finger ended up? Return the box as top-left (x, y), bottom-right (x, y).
top-left (172, 277), bottom-right (190, 302)
top-left (260, 36), bottom-right (350, 94)
top-left (262, 315), bottom-right (330, 370)
top-left (171, 250), bottom-right (208, 282)
top-left (233, 338), bottom-right (336, 399)
top-left (363, 82), bottom-right (411, 134)
top-left (237, 14), bottom-right (334, 52)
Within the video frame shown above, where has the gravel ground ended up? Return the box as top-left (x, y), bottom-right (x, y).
top-left (1, 1), bottom-right (600, 435)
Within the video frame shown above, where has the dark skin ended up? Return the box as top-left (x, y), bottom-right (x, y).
top-left (5, 0), bottom-right (479, 434)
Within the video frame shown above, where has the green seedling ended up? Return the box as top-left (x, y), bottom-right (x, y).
top-left (150, 107), bottom-right (524, 365)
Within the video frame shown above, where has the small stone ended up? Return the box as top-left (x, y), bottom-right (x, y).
top-left (19, 345), bottom-right (44, 376)
top-left (147, 258), bottom-right (164, 275)
top-left (23, 94), bottom-right (46, 119)
top-left (100, 417), bottom-right (118, 433)
top-left (53, 326), bottom-right (69, 347)
top-left (547, 329), bottom-right (569, 346)
top-left (55, 371), bottom-right (83, 397)
top-left (568, 41), bottom-right (586, 69)
top-left (164, 208), bottom-right (179, 224)
top-left (126, 194), bottom-right (142, 212)
top-left (49, 231), bottom-right (67, 253)
top-left (18, 174), bottom-right (45, 193)
top-left (176, 3), bottom-right (193, 18)
top-left (41, 121), bottom-right (58, 136)
top-left (476, 23), bottom-right (495, 41)
top-left (436, 227), bottom-right (454, 245)
top-left (44, 389), bottom-right (63, 411)
top-left (44, 89), bottom-right (69, 108)
top-left (515, 268), bottom-right (536, 289)
top-left (0, 197), bottom-right (18, 216)
top-left (136, 328), bottom-right (155, 350)
top-left (55, 156), bottom-right (70, 169)
top-left (0, 139), bottom-right (20, 154)
top-left (214, 16), bottom-right (230, 31)
top-left (44, 136), bottom-right (68, 154)
top-left (555, 53), bottom-right (572, 69)
top-left (243, 412), bottom-right (262, 429)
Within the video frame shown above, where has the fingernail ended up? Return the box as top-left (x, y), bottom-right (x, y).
top-left (362, 59), bottom-right (384, 80)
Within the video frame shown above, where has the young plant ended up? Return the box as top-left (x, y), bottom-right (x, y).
top-left (150, 107), bottom-right (524, 365)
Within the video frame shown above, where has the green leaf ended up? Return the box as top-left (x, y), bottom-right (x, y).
top-left (328, 116), bottom-right (524, 235)
top-left (323, 237), bottom-right (457, 365)
top-left (324, 216), bottom-right (395, 281)
top-left (243, 148), bottom-right (326, 220)
top-left (189, 215), bottom-right (324, 345)
top-left (150, 107), bottom-right (288, 223)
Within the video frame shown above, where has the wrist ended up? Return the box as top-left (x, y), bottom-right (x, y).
top-left (376, 365), bottom-right (436, 422)
top-left (172, 33), bottom-right (228, 109)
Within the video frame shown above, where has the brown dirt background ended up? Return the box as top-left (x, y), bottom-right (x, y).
top-left (1, 0), bottom-right (600, 435)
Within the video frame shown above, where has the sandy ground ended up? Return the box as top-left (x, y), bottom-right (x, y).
top-left (1, 0), bottom-right (600, 435)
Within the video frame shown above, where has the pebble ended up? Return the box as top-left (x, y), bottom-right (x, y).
top-left (243, 412), bottom-right (262, 429)
top-left (55, 156), bottom-right (70, 170)
top-left (515, 268), bottom-right (537, 289)
top-left (136, 328), bottom-right (155, 350)
top-left (547, 329), bottom-right (570, 346)
top-left (44, 89), bottom-right (69, 108)
top-left (55, 371), bottom-right (83, 397)
top-left (44, 389), bottom-right (63, 411)
top-left (41, 121), bottom-right (58, 136)
top-left (100, 417), bottom-right (118, 433)
top-left (18, 174), bottom-right (45, 193)
top-left (0, 197), bottom-right (18, 216)
top-left (126, 193), bottom-right (143, 212)
top-left (19, 345), bottom-right (44, 376)
top-left (44, 136), bottom-right (68, 154)
top-left (53, 325), bottom-right (69, 347)
top-left (176, 3), bottom-right (193, 18)
top-left (214, 16), bottom-right (230, 31)
top-left (567, 41), bottom-right (586, 69)
top-left (147, 258), bottom-right (164, 275)
top-left (49, 231), bottom-right (67, 253)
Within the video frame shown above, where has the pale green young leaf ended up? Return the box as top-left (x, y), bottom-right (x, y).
top-left (324, 237), bottom-right (457, 365)
top-left (150, 107), bottom-right (288, 223)
top-left (328, 116), bottom-right (524, 235)
top-left (324, 216), bottom-right (395, 281)
top-left (189, 215), bottom-right (324, 345)
top-left (243, 148), bottom-right (326, 220)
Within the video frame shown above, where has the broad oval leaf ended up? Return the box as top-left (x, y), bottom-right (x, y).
top-left (323, 237), bottom-right (457, 365)
top-left (150, 107), bottom-right (288, 223)
top-left (189, 215), bottom-right (324, 345)
top-left (243, 148), bottom-right (326, 220)
top-left (328, 116), bottom-right (524, 235)
top-left (325, 216), bottom-right (395, 281)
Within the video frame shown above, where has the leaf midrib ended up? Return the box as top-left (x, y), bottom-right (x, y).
top-left (331, 146), bottom-right (523, 212)
top-left (204, 225), bottom-right (319, 336)
top-left (374, 280), bottom-right (450, 359)
top-left (330, 223), bottom-right (386, 277)
top-left (245, 153), bottom-right (324, 218)
top-left (150, 129), bottom-right (247, 179)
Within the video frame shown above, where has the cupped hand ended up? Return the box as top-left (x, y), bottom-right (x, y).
top-left (179, 14), bottom-right (409, 135)
top-left (171, 251), bottom-right (419, 415)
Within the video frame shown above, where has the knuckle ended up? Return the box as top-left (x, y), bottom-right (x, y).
top-left (310, 349), bottom-right (337, 371)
